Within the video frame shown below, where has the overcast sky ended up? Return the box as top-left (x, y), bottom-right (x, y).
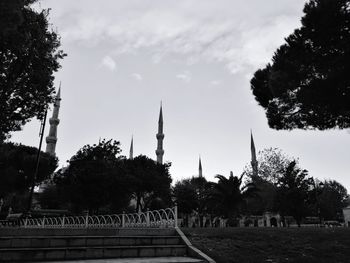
top-left (11, 0), bottom-right (350, 190)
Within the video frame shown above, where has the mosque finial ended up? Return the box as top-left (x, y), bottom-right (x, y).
top-left (156, 103), bottom-right (164, 164)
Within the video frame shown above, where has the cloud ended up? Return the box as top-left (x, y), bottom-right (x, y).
top-left (101, 55), bottom-right (116, 71)
top-left (210, 80), bottom-right (221, 86)
top-left (43, 0), bottom-right (305, 74)
top-left (176, 71), bottom-right (191, 83)
top-left (131, 73), bottom-right (143, 81)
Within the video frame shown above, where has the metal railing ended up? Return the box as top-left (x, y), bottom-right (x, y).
top-left (0, 206), bottom-right (178, 229)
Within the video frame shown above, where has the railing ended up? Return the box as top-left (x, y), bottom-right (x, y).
top-left (0, 206), bottom-right (178, 229)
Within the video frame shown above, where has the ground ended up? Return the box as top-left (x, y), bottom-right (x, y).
top-left (182, 227), bottom-right (350, 263)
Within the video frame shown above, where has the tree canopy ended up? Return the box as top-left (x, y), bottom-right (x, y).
top-left (125, 155), bottom-right (172, 211)
top-left (173, 179), bottom-right (199, 215)
top-left (55, 139), bottom-right (131, 213)
top-left (209, 172), bottom-right (258, 225)
top-left (318, 180), bottom-right (348, 220)
top-left (250, 0), bottom-right (350, 130)
top-left (276, 161), bottom-right (313, 226)
top-left (0, 0), bottom-right (65, 141)
top-left (245, 147), bottom-right (294, 185)
top-left (53, 140), bottom-right (172, 214)
top-left (0, 142), bottom-right (57, 211)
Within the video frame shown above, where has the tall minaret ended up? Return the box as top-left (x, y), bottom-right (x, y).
top-left (46, 86), bottom-right (61, 156)
top-left (155, 103), bottom-right (164, 164)
top-left (198, 156), bottom-right (203, 177)
top-left (250, 130), bottom-right (258, 177)
top-left (129, 136), bottom-right (134, 160)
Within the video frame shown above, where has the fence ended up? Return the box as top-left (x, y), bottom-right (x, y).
top-left (0, 206), bottom-right (178, 229)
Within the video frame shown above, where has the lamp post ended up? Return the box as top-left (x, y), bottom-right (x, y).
top-left (26, 108), bottom-right (48, 213)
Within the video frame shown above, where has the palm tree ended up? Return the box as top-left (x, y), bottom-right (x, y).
top-left (209, 171), bottom-right (258, 225)
top-left (276, 160), bottom-right (312, 227)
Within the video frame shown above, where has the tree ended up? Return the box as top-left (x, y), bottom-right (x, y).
top-left (173, 176), bottom-right (211, 227)
top-left (245, 147), bottom-right (294, 184)
top-left (38, 183), bottom-right (63, 210)
top-left (245, 176), bottom-right (278, 215)
top-left (250, 0), bottom-right (350, 130)
top-left (209, 172), bottom-right (258, 225)
top-left (318, 180), bottom-right (348, 220)
top-left (173, 179), bottom-right (199, 215)
top-left (244, 148), bottom-right (296, 215)
top-left (55, 139), bottom-right (131, 213)
top-left (125, 155), bottom-right (172, 211)
top-left (276, 161), bottom-right (313, 226)
top-left (0, 0), bottom-right (66, 141)
top-left (0, 142), bottom-right (57, 211)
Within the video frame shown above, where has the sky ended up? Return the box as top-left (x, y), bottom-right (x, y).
top-left (10, 0), bottom-right (350, 190)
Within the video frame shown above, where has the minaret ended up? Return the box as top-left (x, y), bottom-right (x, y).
top-left (250, 130), bottom-right (258, 177)
top-left (155, 103), bottom-right (164, 164)
top-left (198, 156), bottom-right (203, 177)
top-left (45, 86), bottom-right (61, 156)
top-left (129, 136), bottom-right (134, 160)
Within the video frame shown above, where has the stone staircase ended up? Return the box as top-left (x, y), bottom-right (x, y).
top-left (0, 228), bottom-right (206, 262)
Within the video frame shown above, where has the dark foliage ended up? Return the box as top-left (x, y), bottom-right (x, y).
top-left (173, 176), bottom-right (212, 226)
top-left (246, 176), bottom-right (278, 215)
top-left (276, 161), bottom-right (314, 226)
top-left (0, 142), bottom-right (57, 211)
top-left (125, 155), bottom-right (172, 211)
top-left (209, 172), bottom-right (258, 224)
top-left (0, 0), bottom-right (66, 141)
top-left (55, 139), bottom-right (131, 213)
top-left (54, 141), bottom-right (172, 214)
top-left (251, 0), bottom-right (350, 130)
top-left (317, 180), bottom-right (348, 220)
top-left (173, 179), bottom-right (198, 214)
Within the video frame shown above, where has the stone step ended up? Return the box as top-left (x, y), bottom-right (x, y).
top-left (0, 245), bottom-right (188, 262)
top-left (0, 228), bottom-right (176, 237)
top-left (37, 256), bottom-right (206, 262)
top-left (0, 236), bottom-right (182, 248)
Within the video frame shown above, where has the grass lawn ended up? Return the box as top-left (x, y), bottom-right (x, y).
top-left (182, 227), bottom-right (350, 263)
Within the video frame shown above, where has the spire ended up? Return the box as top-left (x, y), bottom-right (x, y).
top-left (251, 130), bottom-right (256, 162)
top-left (199, 156), bottom-right (203, 177)
top-left (129, 136), bottom-right (134, 160)
top-left (250, 129), bottom-right (258, 177)
top-left (57, 85), bottom-right (61, 100)
top-left (155, 103), bottom-right (164, 164)
top-left (45, 85), bottom-right (61, 156)
top-left (158, 101), bottom-right (163, 132)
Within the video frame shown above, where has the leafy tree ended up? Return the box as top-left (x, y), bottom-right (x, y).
top-left (245, 147), bottom-right (294, 184)
top-left (0, 142), bottom-right (57, 211)
top-left (190, 176), bottom-right (211, 220)
top-left (209, 172), bottom-right (258, 225)
top-left (173, 179), bottom-right (198, 215)
top-left (244, 148), bottom-right (295, 215)
top-left (250, 0), bottom-right (350, 130)
top-left (173, 176), bottom-right (211, 226)
top-left (55, 139), bottom-right (131, 213)
top-left (245, 176), bottom-right (278, 215)
top-left (125, 155), bottom-right (172, 212)
top-left (0, 0), bottom-right (66, 141)
top-left (318, 180), bottom-right (348, 220)
top-left (276, 161), bottom-right (313, 226)
top-left (38, 183), bottom-right (63, 210)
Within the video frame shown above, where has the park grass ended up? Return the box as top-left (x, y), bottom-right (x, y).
top-left (182, 227), bottom-right (350, 263)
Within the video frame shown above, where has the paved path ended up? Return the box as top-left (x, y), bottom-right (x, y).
top-left (37, 257), bottom-right (203, 263)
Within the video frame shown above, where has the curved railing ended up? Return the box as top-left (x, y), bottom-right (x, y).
top-left (8, 207), bottom-right (178, 229)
